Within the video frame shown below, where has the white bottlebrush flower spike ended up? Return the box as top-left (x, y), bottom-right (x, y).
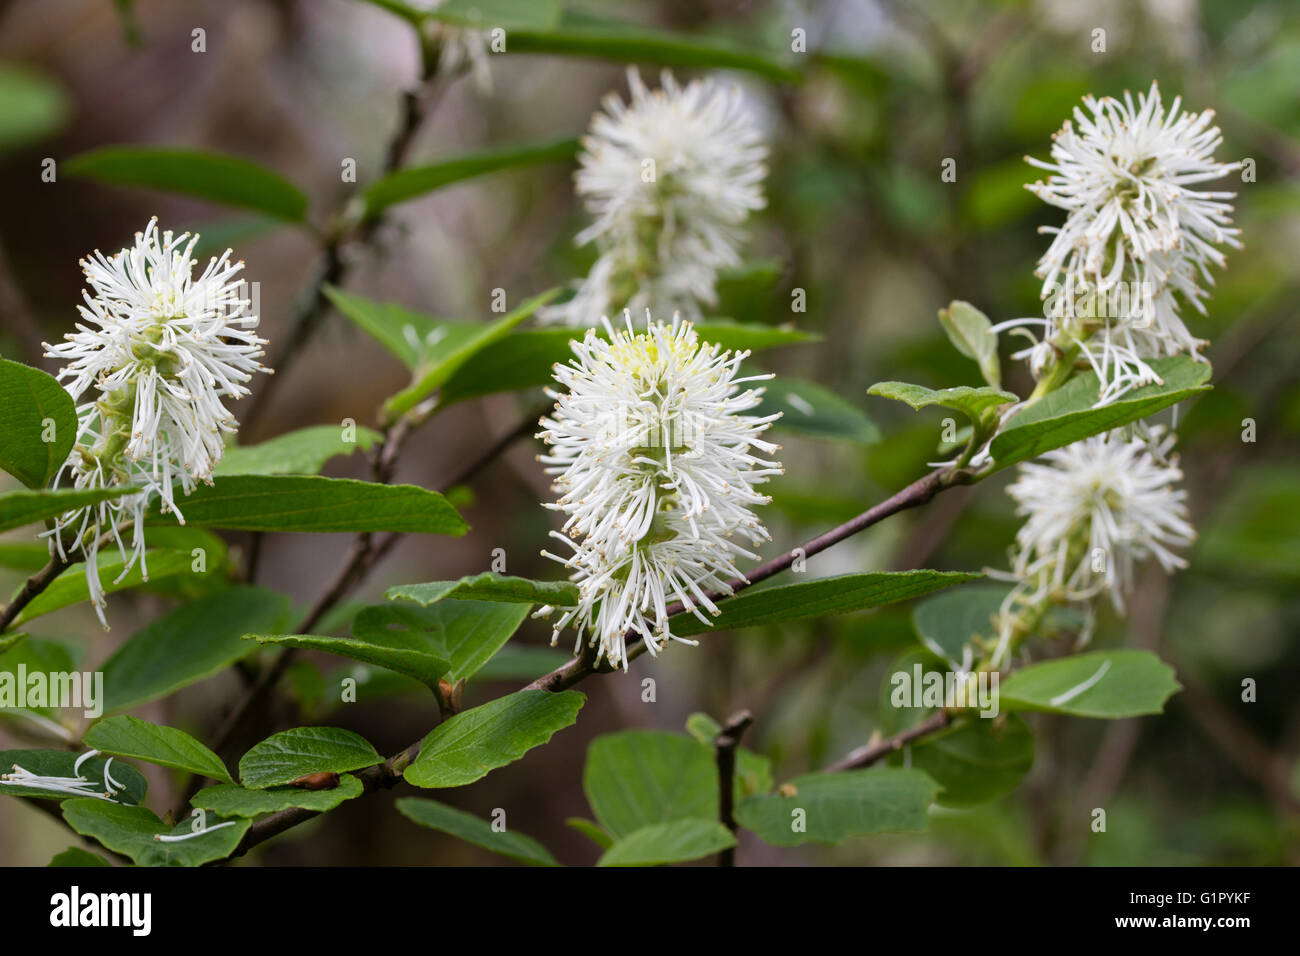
top-left (1002, 427), bottom-right (1193, 617)
top-left (1014, 81), bottom-right (1240, 402)
top-left (42, 218), bottom-right (269, 626)
top-left (535, 312), bottom-right (782, 668)
top-left (542, 69), bottom-right (767, 327)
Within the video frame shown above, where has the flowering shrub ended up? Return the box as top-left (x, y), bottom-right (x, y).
top-left (0, 1), bottom-right (1289, 873)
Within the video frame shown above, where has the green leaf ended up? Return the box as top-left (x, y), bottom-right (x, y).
top-left (438, 321), bottom-right (813, 406)
top-left (0, 636), bottom-right (75, 723)
top-left (100, 587), bottom-right (291, 713)
top-left (0, 749), bottom-right (147, 805)
top-left (998, 649), bottom-right (1181, 718)
top-left (47, 846), bottom-right (111, 867)
top-left (61, 799), bottom-right (249, 866)
top-left (215, 425), bottom-right (383, 476)
top-left (0, 358), bottom-right (77, 489)
top-left (12, 549), bottom-right (195, 626)
top-left (380, 289), bottom-right (562, 422)
top-left (565, 816), bottom-right (614, 850)
top-left (0, 486), bottom-right (130, 535)
top-left (670, 570), bottom-right (982, 638)
top-left (140, 525), bottom-right (230, 589)
top-left (912, 583), bottom-right (1011, 668)
top-left (250, 608), bottom-right (451, 692)
top-left (0, 63), bottom-right (70, 151)
top-left (756, 376), bottom-right (881, 444)
top-left (239, 727), bottom-right (383, 789)
top-left (583, 730), bottom-right (717, 839)
top-left (507, 18), bottom-right (800, 84)
top-left (736, 749), bottom-right (775, 800)
top-left (868, 381), bottom-right (1018, 424)
top-left (64, 147), bottom-right (308, 222)
top-left (404, 689), bottom-right (584, 789)
top-left (888, 715), bottom-right (1033, 808)
top-left (597, 819), bottom-right (735, 867)
top-left (989, 356), bottom-right (1211, 469)
top-left (361, 138), bottom-right (577, 218)
top-left (324, 285), bottom-right (435, 369)
top-left (386, 572), bottom-right (578, 608)
top-left (361, 598), bottom-right (529, 683)
top-left (425, 0), bottom-right (561, 30)
top-left (735, 768), bottom-right (936, 846)
top-left (938, 301), bottom-right (1001, 388)
top-left (396, 797), bottom-right (559, 866)
top-left (191, 774), bottom-right (364, 818)
top-left (405, 601), bottom-right (528, 683)
top-left (684, 712), bottom-right (722, 743)
top-left (152, 475), bottom-right (467, 535)
top-left (83, 715), bottom-right (232, 784)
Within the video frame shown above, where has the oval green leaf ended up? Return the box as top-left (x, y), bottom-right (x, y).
top-left (396, 796), bottom-right (559, 866)
top-left (215, 425), bottom-right (383, 477)
top-left (152, 475), bottom-right (467, 535)
top-left (100, 587), bottom-right (291, 713)
top-left (404, 689), bottom-right (584, 789)
top-left (191, 774), bottom-right (364, 818)
top-left (735, 768), bottom-right (937, 846)
top-left (998, 649), bottom-right (1181, 718)
top-left (83, 715), bottom-right (232, 784)
top-left (989, 355), bottom-right (1211, 469)
top-left (597, 819), bottom-right (735, 867)
top-left (64, 147), bottom-right (309, 222)
top-left (61, 798), bottom-right (249, 866)
top-left (0, 358), bottom-right (77, 489)
top-left (669, 570), bottom-right (982, 638)
top-left (239, 726), bottom-right (383, 789)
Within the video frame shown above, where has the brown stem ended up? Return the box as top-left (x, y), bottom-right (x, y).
top-left (0, 554), bottom-right (71, 634)
top-left (714, 709), bottom-right (753, 867)
top-left (820, 710), bottom-right (952, 773)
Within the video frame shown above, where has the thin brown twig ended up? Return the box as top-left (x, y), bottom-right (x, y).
top-left (820, 710), bottom-right (953, 773)
top-left (0, 522), bottom-right (130, 634)
top-left (0, 553), bottom-right (72, 634)
top-left (714, 709), bottom-right (753, 867)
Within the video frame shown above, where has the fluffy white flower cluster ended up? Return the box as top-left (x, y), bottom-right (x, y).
top-left (1018, 82), bottom-right (1240, 402)
top-left (1001, 427), bottom-right (1193, 622)
top-left (535, 312), bottom-right (782, 669)
top-left (543, 69), bottom-right (767, 327)
top-left (43, 218), bottom-right (269, 626)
